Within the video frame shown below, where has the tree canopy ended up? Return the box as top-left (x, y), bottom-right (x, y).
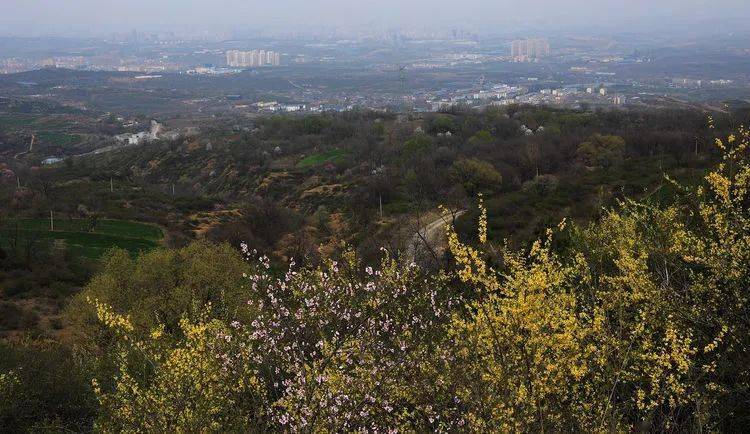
top-left (577, 133), bottom-right (626, 168)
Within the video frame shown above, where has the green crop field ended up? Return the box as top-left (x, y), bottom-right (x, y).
top-left (36, 131), bottom-right (82, 147)
top-left (1, 218), bottom-right (163, 259)
top-left (0, 114), bottom-right (35, 128)
top-left (297, 149), bottom-right (348, 168)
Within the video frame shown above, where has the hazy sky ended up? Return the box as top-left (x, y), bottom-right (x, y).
top-left (2, 0), bottom-right (750, 36)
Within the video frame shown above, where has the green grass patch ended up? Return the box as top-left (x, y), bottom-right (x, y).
top-left (2, 219), bottom-right (163, 259)
top-left (11, 219), bottom-right (163, 242)
top-left (0, 114), bottom-right (35, 128)
top-left (297, 149), bottom-right (348, 168)
top-left (36, 131), bottom-right (82, 147)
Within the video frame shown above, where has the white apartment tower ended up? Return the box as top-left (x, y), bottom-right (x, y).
top-left (226, 50), bottom-right (281, 68)
top-left (510, 38), bottom-right (550, 61)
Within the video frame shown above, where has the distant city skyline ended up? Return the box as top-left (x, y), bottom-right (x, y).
top-left (1, 0), bottom-right (750, 38)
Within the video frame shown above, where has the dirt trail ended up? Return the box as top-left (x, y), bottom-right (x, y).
top-left (404, 210), bottom-right (465, 263)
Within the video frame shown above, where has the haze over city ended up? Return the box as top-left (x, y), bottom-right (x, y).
top-left (2, 0), bottom-right (750, 36)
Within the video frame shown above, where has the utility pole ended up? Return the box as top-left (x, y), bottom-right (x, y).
top-left (50, 211), bottom-right (54, 231)
top-left (172, 183), bottom-right (175, 197)
top-left (695, 136), bottom-right (699, 156)
top-left (110, 177), bottom-right (114, 193)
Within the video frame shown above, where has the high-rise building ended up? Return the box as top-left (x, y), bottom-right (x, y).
top-left (510, 38), bottom-right (550, 61)
top-left (511, 39), bottom-right (525, 58)
top-left (226, 50), bottom-right (238, 67)
top-left (226, 50), bottom-right (281, 68)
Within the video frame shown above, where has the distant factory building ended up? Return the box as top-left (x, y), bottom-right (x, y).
top-left (128, 132), bottom-right (151, 145)
top-left (42, 157), bottom-right (64, 165)
top-left (112, 119), bottom-right (180, 146)
top-left (672, 78), bottom-right (703, 88)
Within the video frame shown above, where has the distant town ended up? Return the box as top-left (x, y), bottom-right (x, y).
top-left (0, 30), bottom-right (748, 116)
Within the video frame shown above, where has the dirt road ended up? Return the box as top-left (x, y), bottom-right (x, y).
top-left (404, 209), bottom-right (465, 264)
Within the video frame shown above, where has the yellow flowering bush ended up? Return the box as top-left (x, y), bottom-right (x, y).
top-left (439, 128), bottom-right (750, 431)
top-left (0, 370), bottom-right (20, 411)
top-left (90, 306), bottom-right (269, 432)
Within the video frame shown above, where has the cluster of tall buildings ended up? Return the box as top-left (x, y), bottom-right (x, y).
top-left (226, 50), bottom-right (281, 68)
top-left (510, 38), bottom-right (550, 61)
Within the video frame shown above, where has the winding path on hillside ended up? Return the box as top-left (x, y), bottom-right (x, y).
top-left (404, 209), bottom-right (466, 264)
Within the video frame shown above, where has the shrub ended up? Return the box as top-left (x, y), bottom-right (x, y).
top-left (0, 340), bottom-right (96, 432)
top-left (522, 174), bottom-right (560, 196)
top-left (577, 133), bottom-right (626, 168)
top-left (450, 158), bottom-right (502, 194)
